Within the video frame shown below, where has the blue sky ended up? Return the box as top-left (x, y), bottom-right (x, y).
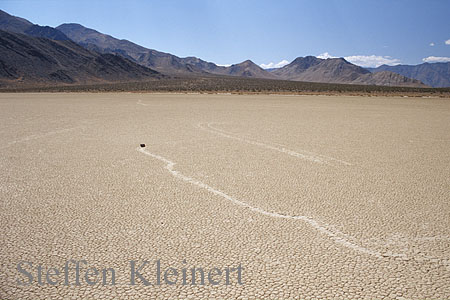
top-left (2, 0), bottom-right (449, 68)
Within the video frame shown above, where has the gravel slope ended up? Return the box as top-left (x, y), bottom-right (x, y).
top-left (1, 93), bottom-right (449, 299)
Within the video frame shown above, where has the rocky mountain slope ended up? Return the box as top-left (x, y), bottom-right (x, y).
top-left (221, 60), bottom-right (277, 78)
top-left (56, 23), bottom-right (210, 75)
top-left (56, 23), bottom-right (277, 79)
top-left (24, 24), bottom-right (71, 41)
top-left (271, 56), bottom-right (322, 78)
top-left (271, 56), bottom-right (426, 87)
top-left (352, 71), bottom-right (426, 87)
top-left (0, 30), bottom-right (162, 85)
top-left (369, 63), bottom-right (450, 87)
top-left (0, 9), bottom-right (69, 40)
top-left (0, 9), bottom-right (32, 33)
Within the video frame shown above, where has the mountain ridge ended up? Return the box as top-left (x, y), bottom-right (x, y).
top-left (0, 29), bottom-right (163, 85)
top-left (0, 9), bottom-right (32, 33)
top-left (270, 56), bottom-right (426, 87)
top-left (57, 23), bottom-right (217, 76)
top-left (368, 63), bottom-right (450, 87)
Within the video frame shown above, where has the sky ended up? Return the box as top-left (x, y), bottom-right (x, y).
top-left (1, 0), bottom-right (449, 68)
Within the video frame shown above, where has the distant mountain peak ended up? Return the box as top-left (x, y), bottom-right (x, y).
top-left (292, 55), bottom-right (321, 63)
top-left (235, 59), bottom-right (255, 66)
top-left (226, 59), bottom-right (276, 78)
top-left (57, 23), bottom-right (99, 34)
top-left (58, 23), bottom-right (85, 29)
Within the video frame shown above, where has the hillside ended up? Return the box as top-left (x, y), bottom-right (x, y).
top-left (24, 24), bottom-right (71, 41)
top-left (271, 56), bottom-right (322, 78)
top-left (292, 58), bottom-right (370, 83)
top-left (352, 71), bottom-right (427, 87)
top-left (0, 9), bottom-right (70, 41)
top-left (271, 57), bottom-right (426, 87)
top-left (0, 9), bottom-right (32, 33)
top-left (369, 62), bottom-right (450, 87)
top-left (57, 23), bottom-right (279, 79)
top-left (0, 30), bottom-right (162, 85)
top-left (222, 60), bottom-right (277, 78)
top-left (56, 23), bottom-right (210, 75)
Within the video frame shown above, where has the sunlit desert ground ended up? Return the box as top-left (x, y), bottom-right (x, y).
top-left (1, 93), bottom-right (449, 299)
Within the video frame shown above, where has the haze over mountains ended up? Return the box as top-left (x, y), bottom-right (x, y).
top-left (0, 9), bottom-right (448, 87)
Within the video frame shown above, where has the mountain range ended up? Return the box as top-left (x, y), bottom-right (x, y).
top-left (0, 30), bottom-right (162, 85)
top-left (54, 23), bottom-right (424, 86)
top-left (0, 9), bottom-right (164, 85)
top-left (270, 56), bottom-right (425, 87)
top-left (56, 23), bottom-right (278, 79)
top-left (1, 9), bottom-right (448, 88)
top-left (368, 63), bottom-right (450, 88)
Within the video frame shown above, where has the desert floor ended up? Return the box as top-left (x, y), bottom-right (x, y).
top-left (1, 93), bottom-right (449, 299)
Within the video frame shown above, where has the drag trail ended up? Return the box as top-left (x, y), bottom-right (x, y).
top-left (198, 122), bottom-right (353, 166)
top-left (137, 146), bottom-right (450, 271)
top-left (195, 122), bottom-right (450, 268)
top-left (138, 147), bottom-right (380, 257)
top-left (0, 126), bottom-right (83, 150)
top-left (132, 103), bottom-right (448, 268)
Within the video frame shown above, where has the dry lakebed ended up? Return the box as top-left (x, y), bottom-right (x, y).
top-left (1, 93), bottom-right (449, 299)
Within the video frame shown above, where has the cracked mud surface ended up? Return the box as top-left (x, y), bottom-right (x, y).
top-left (1, 93), bottom-right (449, 299)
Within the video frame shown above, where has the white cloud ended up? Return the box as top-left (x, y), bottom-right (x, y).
top-left (260, 60), bottom-right (290, 69)
top-left (217, 64), bottom-right (231, 67)
top-left (445, 39), bottom-right (450, 45)
top-left (430, 42), bottom-right (435, 46)
top-left (422, 56), bottom-right (450, 63)
top-left (317, 52), bottom-right (400, 68)
top-left (317, 52), bottom-right (336, 59)
top-left (345, 55), bottom-right (401, 68)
